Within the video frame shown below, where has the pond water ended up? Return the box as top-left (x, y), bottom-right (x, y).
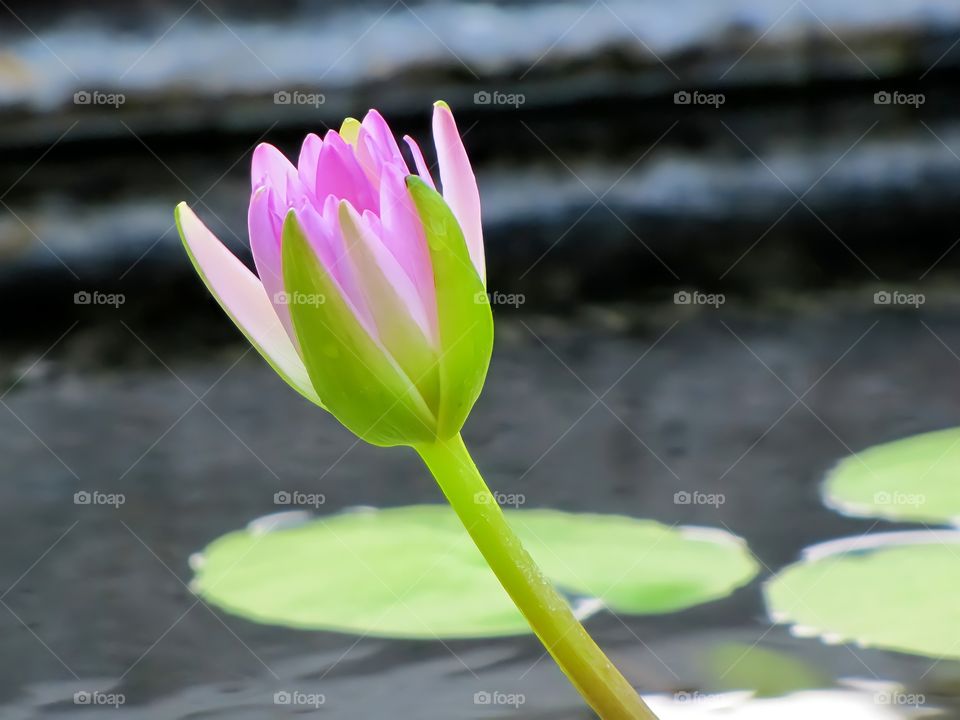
top-left (2, 299), bottom-right (960, 718)
top-left (2, 1), bottom-right (960, 717)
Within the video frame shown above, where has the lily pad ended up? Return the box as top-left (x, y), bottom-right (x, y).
top-left (505, 514), bottom-right (758, 615)
top-left (765, 531), bottom-right (960, 659)
top-left (823, 426), bottom-right (960, 524)
top-left (192, 505), bottom-right (758, 639)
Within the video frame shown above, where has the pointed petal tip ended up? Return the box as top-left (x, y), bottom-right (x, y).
top-left (340, 117), bottom-right (361, 145)
top-left (175, 202), bottom-right (206, 245)
top-left (251, 141), bottom-right (280, 162)
top-left (430, 99), bottom-right (484, 284)
top-left (336, 197), bottom-right (354, 224)
top-left (279, 207), bottom-right (306, 248)
top-left (251, 143), bottom-right (302, 197)
top-left (404, 173), bottom-right (435, 192)
top-left (174, 202), bottom-right (194, 251)
top-left (433, 100), bottom-right (451, 111)
top-left (335, 200), bottom-right (370, 244)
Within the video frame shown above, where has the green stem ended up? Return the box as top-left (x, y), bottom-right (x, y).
top-left (414, 433), bottom-right (658, 720)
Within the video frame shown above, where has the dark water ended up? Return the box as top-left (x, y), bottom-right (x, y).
top-left (2, 297), bottom-right (960, 718)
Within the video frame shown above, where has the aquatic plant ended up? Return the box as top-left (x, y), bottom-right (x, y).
top-left (176, 102), bottom-right (657, 719)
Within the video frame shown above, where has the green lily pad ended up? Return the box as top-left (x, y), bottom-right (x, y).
top-left (504, 514), bottom-right (758, 615)
top-left (192, 506), bottom-right (758, 639)
top-left (823, 426), bottom-right (960, 525)
top-left (765, 531), bottom-right (960, 659)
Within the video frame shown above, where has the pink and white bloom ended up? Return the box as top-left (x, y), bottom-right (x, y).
top-left (176, 102), bottom-right (492, 446)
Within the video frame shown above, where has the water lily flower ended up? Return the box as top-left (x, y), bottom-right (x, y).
top-left (175, 103), bottom-right (657, 720)
top-left (176, 102), bottom-right (491, 447)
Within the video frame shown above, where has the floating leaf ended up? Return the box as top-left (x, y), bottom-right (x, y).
top-left (505, 513), bottom-right (758, 615)
top-left (823, 426), bottom-right (960, 525)
top-left (192, 506), bottom-right (758, 639)
top-left (765, 531), bottom-right (960, 659)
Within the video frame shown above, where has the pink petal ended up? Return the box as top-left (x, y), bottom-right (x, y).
top-left (378, 164), bottom-right (437, 341)
top-left (248, 186), bottom-right (297, 345)
top-left (361, 209), bottom-right (383, 238)
top-left (355, 130), bottom-right (386, 189)
top-left (402, 135), bottom-right (436, 190)
top-left (361, 109), bottom-right (405, 167)
top-left (339, 201), bottom-right (435, 346)
top-left (294, 200), bottom-right (376, 337)
top-left (251, 143), bottom-right (304, 207)
top-left (355, 110), bottom-right (409, 191)
top-left (432, 102), bottom-right (485, 284)
top-left (176, 202), bottom-right (322, 406)
top-left (297, 133), bottom-right (323, 196)
top-left (314, 131), bottom-right (378, 215)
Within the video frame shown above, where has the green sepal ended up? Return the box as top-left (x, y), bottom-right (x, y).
top-left (337, 202), bottom-right (440, 413)
top-left (280, 210), bottom-right (436, 446)
top-left (406, 176), bottom-right (493, 439)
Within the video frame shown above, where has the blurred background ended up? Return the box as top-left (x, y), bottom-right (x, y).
top-left (2, 0), bottom-right (960, 717)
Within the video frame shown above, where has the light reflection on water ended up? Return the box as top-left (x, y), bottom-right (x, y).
top-left (645, 686), bottom-right (938, 719)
